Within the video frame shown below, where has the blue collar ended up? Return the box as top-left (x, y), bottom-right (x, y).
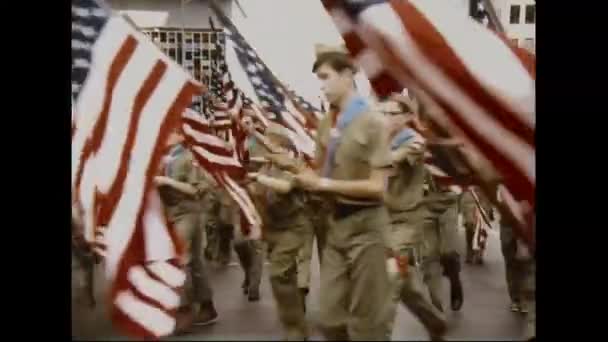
top-left (391, 128), bottom-right (417, 150)
top-left (335, 96), bottom-right (369, 131)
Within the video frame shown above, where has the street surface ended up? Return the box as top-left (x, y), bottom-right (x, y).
top-left (73, 219), bottom-right (530, 341)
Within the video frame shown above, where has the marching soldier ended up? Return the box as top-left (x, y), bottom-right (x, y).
top-left (296, 194), bottom-right (330, 313)
top-left (422, 175), bottom-right (463, 313)
top-left (437, 189), bottom-right (465, 312)
top-left (296, 200), bottom-right (328, 313)
top-left (497, 188), bottom-right (535, 340)
top-left (155, 130), bottom-right (218, 332)
top-left (292, 44), bottom-right (393, 340)
top-left (247, 122), bottom-right (312, 340)
top-left (379, 95), bottom-right (447, 341)
top-left (224, 191), bottom-right (264, 302)
top-left (410, 100), bottom-right (465, 313)
top-left (460, 186), bottom-right (493, 264)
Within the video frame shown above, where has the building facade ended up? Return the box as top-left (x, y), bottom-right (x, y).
top-left (491, 0), bottom-right (536, 53)
top-left (108, 0), bottom-right (234, 108)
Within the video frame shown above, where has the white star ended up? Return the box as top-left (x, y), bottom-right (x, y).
top-left (251, 76), bottom-right (262, 85)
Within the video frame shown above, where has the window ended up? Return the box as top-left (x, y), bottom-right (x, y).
top-left (523, 38), bottom-right (535, 53)
top-left (141, 28), bottom-right (225, 109)
top-left (525, 5), bottom-right (535, 24)
top-left (510, 5), bottom-right (521, 24)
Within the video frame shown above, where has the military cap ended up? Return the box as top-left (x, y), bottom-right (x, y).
top-left (314, 43), bottom-right (349, 59)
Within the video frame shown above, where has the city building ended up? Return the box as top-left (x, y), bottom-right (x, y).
top-left (108, 0), bottom-right (235, 107)
top-left (491, 0), bottom-right (536, 53)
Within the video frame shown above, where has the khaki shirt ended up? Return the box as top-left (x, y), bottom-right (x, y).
top-left (384, 153), bottom-right (427, 213)
top-left (261, 160), bottom-right (308, 230)
top-left (315, 109), bottom-right (392, 204)
top-left (158, 149), bottom-right (213, 220)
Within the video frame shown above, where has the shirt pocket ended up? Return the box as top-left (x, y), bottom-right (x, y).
top-left (334, 134), bottom-right (369, 170)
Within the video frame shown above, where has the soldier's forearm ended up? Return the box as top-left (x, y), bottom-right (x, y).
top-left (256, 174), bottom-right (293, 194)
top-left (155, 176), bottom-right (198, 197)
top-left (318, 178), bottom-right (384, 200)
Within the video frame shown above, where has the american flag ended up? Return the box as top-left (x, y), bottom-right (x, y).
top-left (209, 2), bottom-right (317, 160)
top-left (180, 108), bottom-right (263, 239)
top-left (204, 28), bottom-right (268, 140)
top-left (320, 0), bottom-right (535, 247)
top-left (71, 0), bottom-right (199, 337)
top-left (206, 39), bottom-right (238, 132)
top-left (178, 20), bottom-right (262, 239)
top-left (285, 84), bottom-right (324, 122)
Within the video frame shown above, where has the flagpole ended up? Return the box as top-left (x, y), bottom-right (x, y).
top-left (480, 0), bottom-right (505, 33)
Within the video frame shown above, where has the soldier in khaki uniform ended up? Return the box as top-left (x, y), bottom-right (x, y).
top-left (421, 178), bottom-right (463, 313)
top-left (460, 186), bottom-right (493, 264)
top-left (247, 122), bottom-right (312, 340)
top-left (378, 96), bottom-right (447, 341)
top-left (497, 188), bottom-right (535, 340)
top-left (296, 200), bottom-right (328, 312)
top-left (155, 138), bottom-right (218, 330)
top-left (293, 45), bottom-right (393, 340)
top-left (225, 191), bottom-right (264, 302)
top-left (436, 190), bottom-right (465, 311)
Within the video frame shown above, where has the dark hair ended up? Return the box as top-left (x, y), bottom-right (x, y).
top-left (312, 52), bottom-right (357, 73)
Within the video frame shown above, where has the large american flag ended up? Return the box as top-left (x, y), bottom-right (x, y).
top-left (209, 1), bottom-right (317, 160)
top-left (71, 0), bottom-right (200, 337)
top-left (320, 0), bottom-right (535, 247)
top-left (180, 108), bottom-right (263, 239)
top-left (178, 20), bottom-right (263, 239)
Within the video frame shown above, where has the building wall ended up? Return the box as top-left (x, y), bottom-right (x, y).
top-left (107, 0), bottom-right (233, 29)
top-left (491, 0), bottom-right (535, 52)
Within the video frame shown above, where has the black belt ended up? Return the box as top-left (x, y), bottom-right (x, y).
top-left (334, 202), bottom-right (380, 220)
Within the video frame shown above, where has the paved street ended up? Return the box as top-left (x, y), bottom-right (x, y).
top-left (73, 221), bottom-right (530, 341)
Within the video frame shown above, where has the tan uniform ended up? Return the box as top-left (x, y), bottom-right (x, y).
top-left (420, 188), bottom-right (460, 312)
top-left (258, 158), bottom-right (312, 340)
top-left (211, 188), bottom-right (264, 300)
top-left (460, 187), bottom-right (493, 263)
top-left (315, 108), bottom-right (393, 340)
top-left (158, 148), bottom-right (214, 309)
top-left (383, 147), bottom-right (446, 340)
top-left (296, 195), bottom-right (329, 292)
top-left (500, 216), bottom-right (535, 339)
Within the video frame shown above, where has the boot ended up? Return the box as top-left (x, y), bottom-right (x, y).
top-left (440, 253), bottom-right (463, 311)
top-left (242, 275), bottom-right (250, 295)
top-left (299, 288), bottom-right (309, 313)
top-left (449, 276), bottom-right (463, 311)
top-left (248, 286), bottom-right (260, 302)
top-left (473, 250), bottom-right (484, 265)
top-left (465, 227), bottom-right (474, 264)
top-left (194, 301), bottom-right (219, 326)
top-left (174, 305), bottom-right (196, 335)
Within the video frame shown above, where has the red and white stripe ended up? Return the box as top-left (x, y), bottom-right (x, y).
top-left (321, 0), bottom-right (535, 244)
top-left (71, 15), bottom-right (195, 338)
top-left (181, 108), bottom-right (262, 240)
